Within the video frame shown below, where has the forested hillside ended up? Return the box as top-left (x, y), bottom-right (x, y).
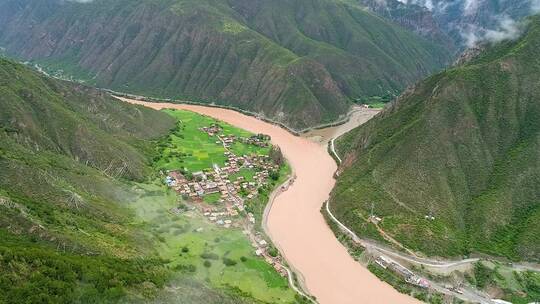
top-left (330, 15), bottom-right (540, 261)
top-left (0, 0), bottom-right (451, 129)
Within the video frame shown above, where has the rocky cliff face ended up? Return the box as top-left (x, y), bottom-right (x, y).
top-left (0, 0), bottom-right (452, 130)
top-left (358, 0), bottom-right (456, 50)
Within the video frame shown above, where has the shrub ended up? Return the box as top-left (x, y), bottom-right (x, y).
top-left (222, 258), bottom-right (237, 266)
top-left (474, 262), bottom-right (494, 289)
top-left (174, 264), bottom-right (196, 273)
top-left (268, 247), bottom-right (278, 257)
top-left (200, 252), bottom-right (219, 260)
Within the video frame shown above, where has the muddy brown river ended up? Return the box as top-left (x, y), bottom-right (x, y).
top-left (118, 97), bottom-right (418, 304)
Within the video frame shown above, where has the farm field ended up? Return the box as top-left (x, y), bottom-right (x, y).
top-left (129, 182), bottom-right (297, 303)
top-left (154, 109), bottom-right (270, 173)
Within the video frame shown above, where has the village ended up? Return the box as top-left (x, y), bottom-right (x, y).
top-left (164, 123), bottom-right (289, 277)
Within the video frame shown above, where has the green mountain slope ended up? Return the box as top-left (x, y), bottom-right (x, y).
top-left (330, 16), bottom-right (540, 261)
top-left (0, 58), bottom-right (258, 303)
top-left (0, 0), bottom-right (451, 129)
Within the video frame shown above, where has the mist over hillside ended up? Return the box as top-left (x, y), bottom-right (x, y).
top-left (358, 0), bottom-right (540, 48)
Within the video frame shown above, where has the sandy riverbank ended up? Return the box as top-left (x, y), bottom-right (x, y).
top-left (301, 107), bottom-right (381, 144)
top-left (117, 97), bottom-right (418, 304)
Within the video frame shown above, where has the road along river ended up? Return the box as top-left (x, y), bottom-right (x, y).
top-left (118, 97), bottom-right (418, 304)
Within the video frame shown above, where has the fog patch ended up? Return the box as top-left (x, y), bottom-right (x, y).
top-left (532, 0), bottom-right (540, 12)
top-left (461, 14), bottom-right (527, 47)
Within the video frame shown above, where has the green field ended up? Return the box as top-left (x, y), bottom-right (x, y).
top-left (130, 183), bottom-right (297, 303)
top-left (203, 192), bottom-right (222, 204)
top-left (230, 169), bottom-right (257, 184)
top-left (154, 109), bottom-right (270, 172)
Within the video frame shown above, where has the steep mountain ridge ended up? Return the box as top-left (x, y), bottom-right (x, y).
top-left (330, 15), bottom-right (540, 261)
top-left (0, 58), bottom-right (174, 180)
top-left (0, 0), bottom-right (451, 129)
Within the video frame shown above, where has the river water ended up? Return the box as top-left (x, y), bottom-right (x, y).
top-left (118, 97), bottom-right (418, 304)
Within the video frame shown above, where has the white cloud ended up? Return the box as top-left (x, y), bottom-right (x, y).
top-left (531, 0), bottom-right (540, 13)
top-left (483, 15), bottom-right (522, 43)
top-left (463, 0), bottom-right (482, 15)
top-left (461, 14), bottom-right (525, 47)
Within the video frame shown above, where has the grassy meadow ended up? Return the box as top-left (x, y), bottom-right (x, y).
top-left (128, 183), bottom-right (297, 303)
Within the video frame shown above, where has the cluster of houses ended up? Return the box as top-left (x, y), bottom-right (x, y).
top-left (200, 124), bottom-right (222, 136)
top-left (200, 124), bottom-right (271, 149)
top-left (240, 134), bottom-right (271, 147)
top-left (374, 256), bottom-right (430, 289)
top-left (200, 124), bottom-right (237, 148)
top-left (247, 231), bottom-right (288, 277)
top-left (201, 206), bottom-right (239, 229)
top-left (166, 154), bottom-right (272, 205)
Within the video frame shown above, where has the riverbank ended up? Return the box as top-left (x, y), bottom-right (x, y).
top-left (109, 90), bottom-right (374, 136)
top-left (117, 96), bottom-right (418, 304)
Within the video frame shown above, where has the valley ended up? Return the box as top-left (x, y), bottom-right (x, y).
top-left (2, 1), bottom-right (540, 303)
top-left (117, 97), bottom-right (420, 304)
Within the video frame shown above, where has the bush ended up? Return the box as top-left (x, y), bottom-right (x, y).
top-left (268, 247), bottom-right (278, 257)
top-left (269, 171), bottom-right (280, 181)
top-left (203, 260), bottom-right (212, 268)
top-left (200, 252), bottom-right (219, 260)
top-left (181, 246), bottom-right (189, 253)
top-left (222, 258), bottom-right (237, 266)
top-left (474, 262), bottom-right (494, 289)
top-left (0, 232), bottom-right (170, 303)
top-left (240, 256), bottom-right (247, 262)
top-left (174, 264), bottom-right (196, 273)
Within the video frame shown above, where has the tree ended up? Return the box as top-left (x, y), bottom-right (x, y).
top-left (269, 145), bottom-right (284, 166)
top-left (269, 170), bottom-right (279, 181)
